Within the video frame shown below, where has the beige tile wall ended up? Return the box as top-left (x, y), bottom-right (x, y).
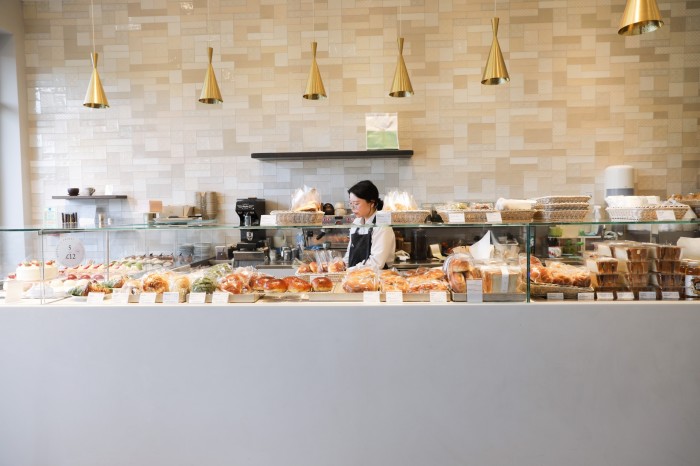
top-left (22, 0), bottom-right (700, 224)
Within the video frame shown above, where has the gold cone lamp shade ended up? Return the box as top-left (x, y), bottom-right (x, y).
top-left (303, 41), bottom-right (327, 100)
top-left (481, 17), bottom-right (510, 85)
top-left (389, 37), bottom-right (414, 98)
top-left (618, 0), bottom-right (663, 35)
top-left (199, 46), bottom-right (223, 104)
top-left (83, 52), bottom-right (109, 108)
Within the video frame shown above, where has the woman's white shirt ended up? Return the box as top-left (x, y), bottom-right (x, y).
top-left (343, 213), bottom-right (396, 269)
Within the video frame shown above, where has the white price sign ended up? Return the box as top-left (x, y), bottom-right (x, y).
top-left (655, 210), bottom-right (676, 221)
top-left (547, 293), bottom-right (564, 301)
top-left (448, 213), bottom-right (464, 223)
top-left (86, 292), bottom-right (105, 304)
top-left (162, 292), bottom-right (180, 304)
top-left (385, 291), bottom-right (403, 303)
top-left (429, 291), bottom-right (448, 303)
top-left (189, 292), bottom-right (207, 304)
top-left (578, 292), bottom-right (595, 301)
top-left (486, 212), bottom-right (503, 223)
top-left (212, 292), bottom-right (230, 304)
top-left (363, 291), bottom-right (381, 303)
top-left (596, 292), bottom-right (615, 301)
top-left (139, 292), bottom-right (157, 304)
top-left (111, 291), bottom-right (129, 304)
top-left (466, 279), bottom-right (483, 303)
top-left (661, 291), bottom-right (680, 300)
top-left (639, 291), bottom-right (657, 301)
top-left (617, 292), bottom-right (634, 301)
top-left (375, 212), bottom-right (392, 225)
top-left (55, 236), bottom-right (86, 268)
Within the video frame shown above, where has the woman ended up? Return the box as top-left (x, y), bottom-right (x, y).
top-left (343, 180), bottom-right (396, 269)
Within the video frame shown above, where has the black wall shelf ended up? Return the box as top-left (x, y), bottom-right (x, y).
top-left (52, 195), bottom-right (128, 200)
top-left (251, 150), bottom-right (413, 161)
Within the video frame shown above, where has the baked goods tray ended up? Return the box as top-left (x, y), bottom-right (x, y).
top-left (388, 210), bottom-right (431, 224)
top-left (529, 283), bottom-right (594, 299)
top-left (605, 205), bottom-right (689, 221)
top-left (451, 292), bottom-right (526, 302)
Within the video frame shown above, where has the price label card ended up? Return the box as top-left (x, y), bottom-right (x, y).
top-left (655, 210), bottom-right (676, 221)
top-left (639, 291), bottom-right (657, 301)
top-left (385, 291), bottom-right (403, 303)
top-left (486, 212), bottom-right (503, 223)
top-left (55, 236), bottom-right (86, 268)
top-left (617, 292), bottom-right (634, 301)
top-left (662, 291), bottom-right (680, 300)
top-left (448, 213), bottom-right (464, 223)
top-left (466, 280), bottom-right (483, 303)
top-left (111, 292), bottom-right (129, 304)
top-left (375, 212), bottom-right (392, 225)
top-left (259, 214), bottom-right (277, 226)
top-left (189, 292), bottom-right (206, 304)
top-left (86, 292), bottom-right (105, 304)
top-left (212, 292), bottom-right (230, 304)
top-left (139, 292), bottom-right (157, 304)
top-left (578, 292), bottom-right (595, 301)
top-left (162, 292), bottom-right (180, 304)
top-left (597, 292), bottom-right (615, 301)
top-left (430, 291), bottom-right (448, 303)
top-left (363, 291), bottom-right (381, 303)
top-left (547, 292), bottom-right (564, 301)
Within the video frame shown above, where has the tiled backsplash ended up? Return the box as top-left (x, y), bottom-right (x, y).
top-left (22, 0), bottom-right (700, 227)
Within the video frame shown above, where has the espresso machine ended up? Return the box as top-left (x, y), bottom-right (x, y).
top-left (235, 197), bottom-right (266, 250)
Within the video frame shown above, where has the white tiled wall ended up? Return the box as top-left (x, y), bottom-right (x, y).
top-left (22, 0), bottom-right (700, 226)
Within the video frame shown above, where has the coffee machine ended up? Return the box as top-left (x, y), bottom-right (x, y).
top-left (235, 197), bottom-right (266, 249)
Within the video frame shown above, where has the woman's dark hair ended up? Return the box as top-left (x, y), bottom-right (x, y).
top-left (348, 180), bottom-right (384, 210)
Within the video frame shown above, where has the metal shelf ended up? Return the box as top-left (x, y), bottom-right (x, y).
top-left (251, 150), bottom-right (413, 161)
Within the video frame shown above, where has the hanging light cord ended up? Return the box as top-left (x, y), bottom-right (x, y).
top-left (90, 0), bottom-right (95, 55)
top-left (313, 0), bottom-right (316, 41)
top-left (399, 1), bottom-right (402, 37)
top-left (207, 0), bottom-right (210, 45)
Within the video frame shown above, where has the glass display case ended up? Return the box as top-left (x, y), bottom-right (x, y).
top-left (0, 219), bottom-right (698, 304)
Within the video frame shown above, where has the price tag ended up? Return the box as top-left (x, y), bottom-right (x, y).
top-left (363, 291), bottom-right (381, 303)
top-left (429, 291), bottom-right (448, 303)
top-left (259, 214), bottom-right (277, 226)
top-left (55, 236), bottom-right (86, 268)
top-left (486, 212), bottom-right (503, 223)
top-left (375, 212), bottom-right (392, 225)
top-left (385, 291), bottom-right (403, 303)
top-left (189, 292), bottom-right (207, 304)
top-left (162, 292), bottom-right (180, 304)
top-left (662, 291), bottom-right (680, 300)
top-left (578, 292), bottom-right (595, 301)
top-left (655, 210), bottom-right (676, 221)
top-left (617, 291), bottom-right (634, 301)
top-left (212, 291), bottom-right (230, 304)
top-left (466, 279), bottom-right (483, 303)
top-left (547, 292), bottom-right (564, 301)
top-left (139, 292), bottom-right (157, 304)
top-left (639, 291), bottom-right (657, 301)
top-left (86, 292), bottom-right (105, 304)
top-left (448, 213), bottom-right (464, 223)
top-left (111, 291), bottom-right (129, 304)
top-left (597, 292), bottom-right (615, 301)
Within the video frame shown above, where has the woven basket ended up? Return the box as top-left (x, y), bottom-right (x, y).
top-left (271, 211), bottom-right (324, 225)
top-left (532, 195), bottom-right (591, 205)
top-left (439, 209), bottom-right (535, 223)
top-left (534, 208), bottom-right (590, 222)
top-left (295, 272), bottom-right (347, 283)
top-left (437, 210), bottom-right (465, 223)
top-left (605, 206), bottom-right (688, 221)
top-left (534, 202), bottom-right (590, 210)
top-left (500, 209), bottom-right (536, 223)
top-left (388, 210), bottom-right (430, 224)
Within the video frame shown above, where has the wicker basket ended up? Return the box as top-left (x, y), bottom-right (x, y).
top-left (439, 209), bottom-right (534, 223)
top-left (387, 210), bottom-right (430, 224)
top-left (295, 272), bottom-right (347, 283)
top-left (532, 195), bottom-right (592, 205)
top-left (271, 210), bottom-right (324, 225)
top-left (533, 202), bottom-right (590, 210)
top-left (534, 208), bottom-right (590, 222)
top-left (605, 206), bottom-right (689, 221)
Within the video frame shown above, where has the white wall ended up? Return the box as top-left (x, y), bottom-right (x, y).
top-left (0, 0), bottom-right (30, 228)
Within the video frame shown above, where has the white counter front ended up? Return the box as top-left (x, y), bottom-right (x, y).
top-left (1, 302), bottom-right (699, 466)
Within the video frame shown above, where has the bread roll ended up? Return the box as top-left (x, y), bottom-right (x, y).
top-left (142, 274), bottom-right (169, 293)
top-left (449, 272), bottom-right (466, 293)
top-left (311, 276), bottom-right (333, 292)
top-left (263, 278), bottom-right (288, 293)
top-left (283, 276), bottom-right (312, 293)
top-left (327, 259), bottom-right (346, 273)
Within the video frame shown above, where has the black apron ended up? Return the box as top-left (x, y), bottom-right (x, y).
top-left (348, 218), bottom-right (375, 267)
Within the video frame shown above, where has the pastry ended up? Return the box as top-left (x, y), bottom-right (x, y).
top-left (283, 276), bottom-right (312, 293)
top-left (381, 275), bottom-right (409, 293)
top-left (191, 277), bottom-right (216, 294)
top-left (297, 263), bottom-right (312, 274)
top-left (15, 260), bottom-right (59, 281)
top-left (342, 268), bottom-right (378, 293)
top-left (142, 274), bottom-right (169, 293)
top-left (263, 278), bottom-right (288, 293)
top-left (220, 277), bottom-right (244, 294)
top-left (311, 276), bottom-right (333, 292)
top-left (327, 259), bottom-right (346, 273)
top-left (449, 272), bottom-right (466, 293)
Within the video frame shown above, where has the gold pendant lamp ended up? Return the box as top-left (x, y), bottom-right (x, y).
top-left (83, 0), bottom-right (109, 108)
top-left (198, 0), bottom-right (223, 104)
top-left (303, 0), bottom-right (326, 100)
top-left (481, 1), bottom-right (510, 86)
top-left (389, 2), bottom-right (413, 97)
top-left (303, 41), bottom-right (327, 100)
top-left (618, 0), bottom-right (664, 36)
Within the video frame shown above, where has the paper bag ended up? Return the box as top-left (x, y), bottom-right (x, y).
top-left (366, 113), bottom-right (399, 150)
